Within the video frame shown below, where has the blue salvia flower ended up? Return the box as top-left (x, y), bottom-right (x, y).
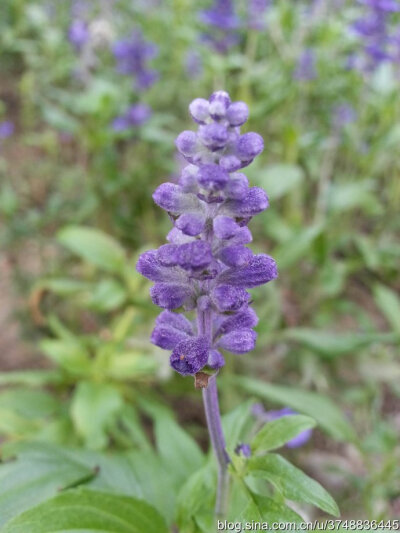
top-left (68, 19), bottom-right (90, 50)
top-left (293, 48), bottom-right (317, 81)
top-left (351, 0), bottom-right (400, 71)
top-left (112, 103), bottom-right (152, 132)
top-left (112, 30), bottom-right (158, 91)
top-left (252, 404), bottom-right (313, 448)
top-left (199, 0), bottom-right (240, 53)
top-left (137, 91), bottom-right (277, 376)
top-left (247, 0), bottom-right (270, 31)
top-left (0, 121), bottom-right (14, 140)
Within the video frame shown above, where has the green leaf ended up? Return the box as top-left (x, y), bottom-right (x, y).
top-left (328, 181), bottom-right (379, 214)
top-left (154, 413), bottom-right (204, 485)
top-left (2, 488), bottom-right (169, 533)
top-left (107, 351), bottom-right (157, 380)
top-left (254, 164), bottom-right (304, 200)
top-left (176, 465), bottom-right (214, 533)
top-left (248, 454), bottom-right (339, 516)
top-left (252, 415), bottom-right (316, 453)
top-left (273, 224), bottom-right (323, 269)
top-left (70, 382), bottom-right (124, 450)
top-left (222, 400), bottom-right (254, 453)
top-left (57, 226), bottom-right (126, 273)
top-left (232, 376), bottom-right (356, 442)
top-left (37, 278), bottom-right (91, 296)
top-left (237, 493), bottom-right (303, 524)
top-left (85, 278), bottom-right (127, 311)
top-left (373, 283), bottom-right (400, 333)
top-left (285, 328), bottom-right (399, 358)
top-left (0, 444), bottom-right (95, 528)
top-left (0, 370), bottom-right (62, 387)
top-left (0, 389), bottom-right (59, 421)
top-left (39, 339), bottom-right (91, 375)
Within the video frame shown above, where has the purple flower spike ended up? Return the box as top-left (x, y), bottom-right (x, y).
top-left (136, 91), bottom-right (277, 376)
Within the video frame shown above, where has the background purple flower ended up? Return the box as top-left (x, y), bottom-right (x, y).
top-left (112, 30), bottom-right (158, 91)
top-left (199, 0), bottom-right (240, 53)
top-left (293, 49), bottom-right (317, 81)
top-left (247, 0), bottom-right (270, 31)
top-left (0, 121), bottom-right (14, 139)
top-left (68, 20), bottom-right (89, 50)
top-left (252, 404), bottom-right (313, 448)
top-left (112, 103), bottom-right (152, 132)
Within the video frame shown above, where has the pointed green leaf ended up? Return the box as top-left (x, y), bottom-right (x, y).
top-left (70, 382), bottom-right (124, 450)
top-left (0, 445), bottom-right (95, 527)
top-left (252, 415), bottom-right (316, 453)
top-left (57, 226), bottom-right (126, 273)
top-left (248, 454), bottom-right (339, 516)
top-left (154, 413), bottom-right (204, 485)
top-left (373, 283), bottom-right (400, 333)
top-left (232, 376), bottom-right (356, 442)
top-left (2, 488), bottom-right (169, 533)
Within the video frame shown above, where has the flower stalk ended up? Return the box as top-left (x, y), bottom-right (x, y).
top-left (202, 375), bottom-right (230, 517)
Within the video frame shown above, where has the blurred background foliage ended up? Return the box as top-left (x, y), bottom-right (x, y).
top-left (0, 0), bottom-right (400, 522)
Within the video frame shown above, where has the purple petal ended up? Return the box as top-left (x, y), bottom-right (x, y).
top-left (152, 183), bottom-right (201, 214)
top-left (219, 245), bottom-right (253, 267)
top-left (218, 254), bottom-right (277, 288)
top-left (213, 216), bottom-right (240, 239)
top-left (226, 101), bottom-right (249, 126)
top-left (175, 213), bottom-right (205, 236)
top-left (224, 173), bottom-right (249, 199)
top-left (223, 187), bottom-right (269, 216)
top-left (235, 132), bottom-right (264, 160)
top-left (198, 164), bottom-right (229, 191)
top-left (176, 241), bottom-right (213, 270)
top-left (150, 283), bottom-right (191, 309)
top-left (207, 348), bottom-right (226, 369)
top-left (155, 310), bottom-right (194, 335)
top-left (218, 328), bottom-right (257, 354)
top-left (216, 307), bottom-right (259, 336)
top-left (170, 336), bottom-right (210, 375)
top-left (211, 284), bottom-right (250, 311)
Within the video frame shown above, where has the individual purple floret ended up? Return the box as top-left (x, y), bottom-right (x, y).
top-left (199, 0), bottom-right (240, 53)
top-left (293, 49), bottom-right (317, 81)
top-left (235, 443), bottom-right (252, 457)
top-left (137, 91), bottom-right (277, 377)
top-left (112, 30), bottom-right (158, 91)
top-left (252, 404), bottom-right (313, 448)
top-left (112, 103), bottom-right (152, 132)
top-left (68, 19), bottom-right (89, 50)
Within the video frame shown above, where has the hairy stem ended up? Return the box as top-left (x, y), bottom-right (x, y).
top-left (202, 374), bottom-right (230, 517)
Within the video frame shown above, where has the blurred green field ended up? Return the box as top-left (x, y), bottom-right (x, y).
top-left (0, 0), bottom-right (399, 527)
